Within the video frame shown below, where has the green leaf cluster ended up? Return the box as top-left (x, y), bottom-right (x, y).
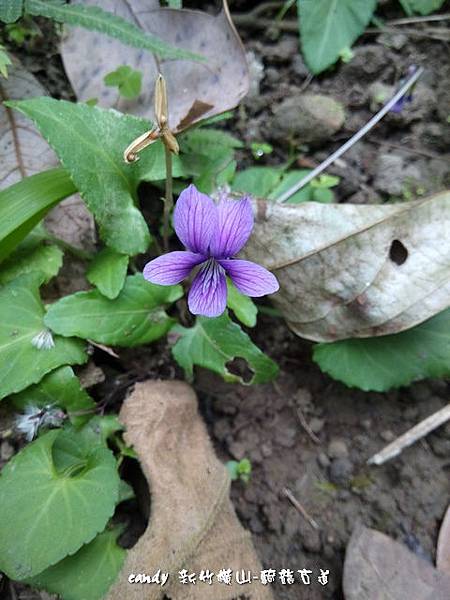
top-left (179, 127), bottom-right (243, 194)
top-left (104, 65), bottom-right (143, 99)
top-left (171, 311), bottom-right (278, 385)
top-left (226, 458), bottom-right (252, 483)
top-left (0, 425), bottom-right (125, 598)
top-left (7, 98), bottom-right (165, 255)
top-left (231, 166), bottom-right (337, 203)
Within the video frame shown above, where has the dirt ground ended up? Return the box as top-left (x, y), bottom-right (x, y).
top-left (2, 1), bottom-right (450, 599)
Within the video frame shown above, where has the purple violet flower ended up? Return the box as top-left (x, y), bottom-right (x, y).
top-left (143, 184), bottom-right (279, 318)
top-left (390, 93), bottom-right (413, 114)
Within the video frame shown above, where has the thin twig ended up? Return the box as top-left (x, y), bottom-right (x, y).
top-left (87, 340), bottom-right (119, 358)
top-left (387, 13), bottom-right (450, 25)
top-left (365, 26), bottom-right (450, 41)
top-left (295, 406), bottom-right (321, 444)
top-left (232, 15), bottom-right (298, 32)
top-left (163, 145), bottom-right (173, 253)
top-left (369, 137), bottom-right (450, 162)
top-left (367, 403), bottom-right (450, 466)
top-left (282, 487), bottom-right (320, 530)
top-left (276, 66), bottom-right (424, 203)
top-left (299, 72), bottom-right (314, 92)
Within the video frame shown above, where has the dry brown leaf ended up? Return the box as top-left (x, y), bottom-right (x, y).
top-left (0, 58), bottom-right (96, 252)
top-left (60, 0), bottom-right (249, 132)
top-left (437, 505), bottom-right (450, 575)
top-left (0, 57), bottom-right (57, 186)
top-left (343, 525), bottom-right (450, 600)
top-left (241, 193), bottom-right (450, 341)
top-left (107, 380), bottom-right (273, 600)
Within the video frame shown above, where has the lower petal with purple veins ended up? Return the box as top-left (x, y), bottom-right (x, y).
top-left (188, 259), bottom-right (227, 317)
top-left (143, 251), bottom-right (205, 285)
top-left (219, 259), bottom-right (279, 297)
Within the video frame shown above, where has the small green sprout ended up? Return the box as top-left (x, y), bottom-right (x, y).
top-left (251, 141), bottom-right (273, 159)
top-left (310, 174), bottom-right (340, 203)
top-left (339, 46), bottom-right (354, 64)
top-left (104, 65), bottom-right (142, 99)
top-left (5, 20), bottom-right (40, 45)
top-left (226, 458), bottom-right (252, 483)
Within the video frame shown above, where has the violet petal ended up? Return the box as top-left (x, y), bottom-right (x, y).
top-left (209, 196), bottom-right (254, 259)
top-left (220, 259), bottom-right (279, 297)
top-left (143, 251), bottom-right (205, 285)
top-left (188, 259), bottom-right (227, 317)
top-left (173, 184), bottom-right (218, 254)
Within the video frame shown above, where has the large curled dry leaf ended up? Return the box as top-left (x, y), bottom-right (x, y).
top-left (61, 0), bottom-right (249, 131)
top-left (437, 505), bottom-right (450, 575)
top-left (241, 193), bottom-right (450, 341)
top-left (107, 381), bottom-right (273, 600)
top-left (0, 58), bottom-right (95, 252)
top-left (343, 526), bottom-right (450, 600)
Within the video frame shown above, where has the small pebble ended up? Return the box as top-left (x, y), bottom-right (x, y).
top-left (265, 67), bottom-right (280, 85)
top-left (249, 448), bottom-right (263, 464)
top-left (380, 430), bottom-right (395, 442)
top-left (244, 487), bottom-right (258, 503)
top-left (328, 439), bottom-right (349, 459)
top-left (309, 417), bottom-right (325, 434)
top-left (295, 388), bottom-right (312, 409)
top-left (276, 428), bottom-right (297, 448)
top-left (329, 457), bottom-right (354, 486)
top-left (317, 452), bottom-right (330, 469)
top-left (361, 419), bottom-right (372, 431)
top-left (292, 54), bottom-right (309, 78)
top-left (302, 529), bottom-right (322, 553)
top-left (249, 515), bottom-right (264, 535)
top-left (229, 441), bottom-right (246, 460)
top-left (261, 442), bottom-right (272, 458)
top-left (338, 490), bottom-right (351, 501)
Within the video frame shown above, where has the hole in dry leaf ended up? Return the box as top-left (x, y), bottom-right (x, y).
top-left (226, 357), bottom-right (254, 383)
top-left (389, 239), bottom-right (408, 265)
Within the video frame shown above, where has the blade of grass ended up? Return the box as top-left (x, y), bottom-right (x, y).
top-left (0, 167), bottom-right (77, 262)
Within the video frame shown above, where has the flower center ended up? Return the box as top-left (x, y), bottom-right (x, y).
top-left (200, 258), bottom-right (224, 294)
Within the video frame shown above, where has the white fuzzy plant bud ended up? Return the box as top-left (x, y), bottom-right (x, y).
top-left (15, 404), bottom-right (65, 441)
top-left (31, 329), bottom-right (55, 351)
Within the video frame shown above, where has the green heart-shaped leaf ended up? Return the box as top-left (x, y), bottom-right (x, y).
top-left (0, 274), bottom-right (87, 400)
top-left (0, 429), bottom-right (120, 579)
top-left (45, 274), bottom-right (183, 347)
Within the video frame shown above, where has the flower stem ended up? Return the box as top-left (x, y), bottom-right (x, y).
top-left (163, 144), bottom-right (173, 252)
